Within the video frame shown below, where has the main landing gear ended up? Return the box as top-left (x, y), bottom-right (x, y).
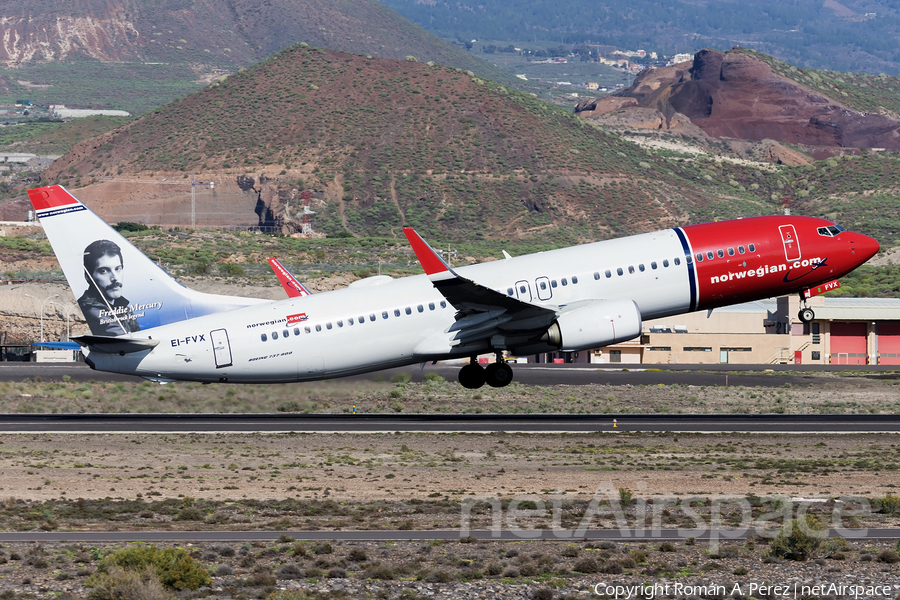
top-left (458, 355), bottom-right (513, 389)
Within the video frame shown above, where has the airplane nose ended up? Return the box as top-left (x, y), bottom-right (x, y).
top-left (852, 233), bottom-right (880, 262)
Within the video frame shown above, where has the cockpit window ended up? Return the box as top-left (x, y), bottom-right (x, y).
top-left (818, 224), bottom-right (846, 237)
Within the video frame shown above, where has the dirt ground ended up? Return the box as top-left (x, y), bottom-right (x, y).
top-left (0, 430), bottom-right (897, 504)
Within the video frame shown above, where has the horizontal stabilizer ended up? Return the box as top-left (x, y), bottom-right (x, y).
top-left (72, 335), bottom-right (160, 355)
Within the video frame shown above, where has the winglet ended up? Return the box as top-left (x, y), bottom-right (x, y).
top-left (267, 257), bottom-right (311, 298)
top-left (403, 228), bottom-right (454, 279)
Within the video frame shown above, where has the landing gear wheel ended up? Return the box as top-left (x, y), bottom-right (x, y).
top-left (485, 362), bottom-right (514, 388)
top-left (458, 363), bottom-right (486, 389)
top-left (798, 308), bottom-right (815, 323)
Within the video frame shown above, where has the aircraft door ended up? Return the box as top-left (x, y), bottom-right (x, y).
top-left (210, 328), bottom-right (233, 368)
top-left (779, 225), bottom-right (801, 261)
top-left (514, 280), bottom-right (533, 302)
top-left (535, 276), bottom-right (552, 301)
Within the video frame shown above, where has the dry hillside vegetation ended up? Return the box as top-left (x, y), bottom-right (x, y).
top-left (40, 46), bottom-right (773, 242)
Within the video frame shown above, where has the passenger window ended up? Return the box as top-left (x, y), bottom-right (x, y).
top-left (562, 278), bottom-right (568, 286)
top-left (394, 309), bottom-right (400, 317)
top-left (507, 288), bottom-right (514, 296)
top-left (663, 259), bottom-right (669, 267)
top-left (651, 262), bottom-right (657, 270)
top-left (676, 257), bottom-right (682, 266)
top-left (616, 268), bottom-right (623, 276)
top-left (417, 305), bottom-right (424, 313)
top-left (717, 249), bottom-right (724, 258)
top-left (551, 280), bottom-right (557, 288)
top-left (316, 324), bottom-right (322, 332)
top-left (540, 281), bottom-right (547, 290)
top-left (429, 303), bottom-right (435, 310)
top-left (594, 272), bottom-right (600, 280)
top-left (369, 314), bottom-right (376, 321)
top-left (696, 253), bottom-right (703, 262)
top-left (304, 326), bottom-right (311, 334)
top-left (440, 301), bottom-right (447, 308)
top-left (605, 270), bottom-right (612, 278)
top-left (294, 327), bottom-right (300, 335)
top-left (639, 264), bottom-right (645, 272)
top-left (628, 266), bottom-right (635, 274)
top-left (727, 247), bottom-right (735, 256)
top-left (272, 331), bottom-right (278, 340)
top-left (337, 320), bottom-right (343, 327)
top-left (261, 333), bottom-right (268, 342)
top-left (359, 316), bottom-right (365, 324)
top-left (326, 323), bottom-right (332, 330)
top-left (405, 307), bottom-right (412, 315)
top-left (706, 251), bottom-right (714, 260)
top-left (519, 285), bottom-right (526, 293)
top-left (283, 329), bottom-right (289, 337)
top-left (572, 276), bottom-right (578, 284)
top-left (749, 243), bottom-right (756, 252)
top-left (348, 318), bottom-right (354, 325)
top-left (382, 311), bottom-right (389, 319)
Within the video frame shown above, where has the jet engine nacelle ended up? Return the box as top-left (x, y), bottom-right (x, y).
top-left (544, 299), bottom-right (642, 351)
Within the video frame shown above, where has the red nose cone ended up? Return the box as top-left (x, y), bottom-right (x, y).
top-left (856, 233), bottom-right (880, 263)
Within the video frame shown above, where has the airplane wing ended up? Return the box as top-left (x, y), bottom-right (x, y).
top-left (403, 228), bottom-right (558, 349)
top-left (267, 257), bottom-right (312, 298)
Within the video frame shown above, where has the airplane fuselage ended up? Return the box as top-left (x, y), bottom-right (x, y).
top-left (85, 215), bottom-right (877, 383)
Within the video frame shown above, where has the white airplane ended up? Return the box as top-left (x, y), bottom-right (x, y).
top-left (29, 184), bottom-right (879, 388)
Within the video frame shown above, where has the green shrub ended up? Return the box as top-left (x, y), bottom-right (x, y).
top-left (87, 566), bottom-right (172, 600)
top-left (218, 262), bottom-right (246, 277)
top-left (877, 493), bottom-right (900, 515)
top-left (96, 545), bottom-right (211, 590)
top-left (113, 222), bottom-right (149, 233)
top-left (769, 514), bottom-right (826, 561)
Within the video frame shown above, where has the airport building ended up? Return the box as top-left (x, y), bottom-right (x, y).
top-left (534, 295), bottom-right (900, 365)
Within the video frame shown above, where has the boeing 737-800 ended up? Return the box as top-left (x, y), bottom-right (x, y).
top-left (28, 185), bottom-right (879, 388)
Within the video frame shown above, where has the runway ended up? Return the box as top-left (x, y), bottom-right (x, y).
top-left (0, 528), bottom-right (897, 543)
top-left (2, 413), bottom-right (900, 433)
top-left (1, 361), bottom-right (895, 388)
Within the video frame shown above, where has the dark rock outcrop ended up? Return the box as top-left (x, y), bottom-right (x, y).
top-left (578, 48), bottom-right (900, 151)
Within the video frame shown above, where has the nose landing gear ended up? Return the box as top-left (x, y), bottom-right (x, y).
top-left (798, 292), bottom-right (815, 323)
top-left (458, 354), bottom-right (514, 389)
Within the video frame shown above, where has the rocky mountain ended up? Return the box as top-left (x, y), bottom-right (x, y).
top-left (576, 48), bottom-right (900, 158)
top-left (0, 0), bottom-right (512, 85)
top-left (27, 45), bottom-right (779, 243)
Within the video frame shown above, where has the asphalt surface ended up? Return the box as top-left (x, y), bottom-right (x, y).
top-left (1, 362), bottom-right (895, 387)
top-left (1, 413), bottom-right (899, 433)
top-left (0, 528), bottom-right (896, 543)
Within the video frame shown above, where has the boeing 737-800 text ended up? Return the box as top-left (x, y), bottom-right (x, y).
top-left (28, 185), bottom-right (879, 388)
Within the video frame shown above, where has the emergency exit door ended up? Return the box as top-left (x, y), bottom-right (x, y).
top-left (210, 329), bottom-right (233, 368)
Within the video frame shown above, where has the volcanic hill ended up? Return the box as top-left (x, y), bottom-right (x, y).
top-left (35, 45), bottom-right (776, 243)
top-left (577, 47), bottom-right (900, 157)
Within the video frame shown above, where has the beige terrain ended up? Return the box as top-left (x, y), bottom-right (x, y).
top-left (0, 430), bottom-right (897, 505)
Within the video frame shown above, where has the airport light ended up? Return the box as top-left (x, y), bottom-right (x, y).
top-left (49, 301), bottom-right (77, 341)
top-left (24, 293), bottom-right (59, 342)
